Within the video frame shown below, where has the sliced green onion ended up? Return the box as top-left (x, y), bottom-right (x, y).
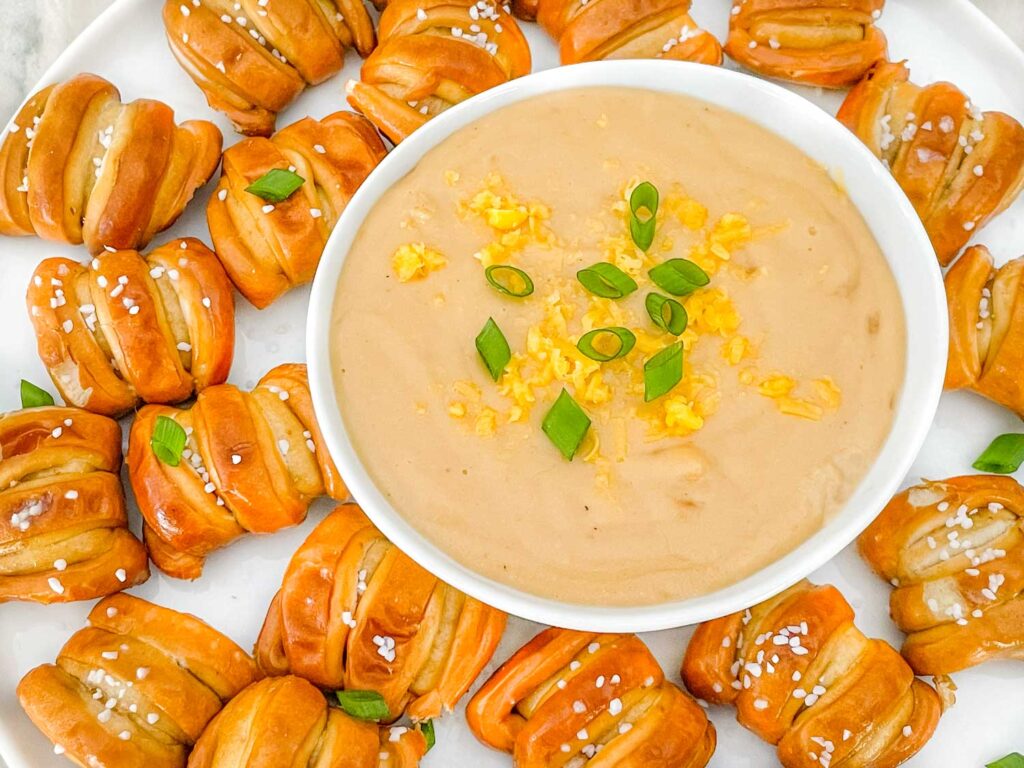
top-left (421, 719), bottom-right (436, 752)
top-left (648, 259), bottom-right (710, 296)
top-left (335, 690), bottom-right (390, 722)
top-left (576, 327), bottom-right (636, 362)
top-left (245, 168), bottom-right (305, 203)
top-left (988, 754), bottom-right (1024, 768)
top-left (972, 434), bottom-right (1024, 474)
top-left (475, 317), bottom-right (511, 382)
top-left (484, 264), bottom-right (534, 297)
top-left (542, 389), bottom-right (591, 461)
top-left (576, 262), bottom-right (638, 299)
top-left (645, 293), bottom-right (688, 335)
top-left (150, 415), bottom-right (187, 467)
top-left (629, 181), bottom-right (659, 251)
top-left (20, 379), bottom-right (54, 408)
top-left (644, 343), bottom-right (684, 402)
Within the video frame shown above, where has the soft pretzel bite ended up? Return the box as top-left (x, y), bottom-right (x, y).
top-left (0, 406), bottom-right (148, 603)
top-left (682, 580), bottom-right (942, 768)
top-left (0, 73), bottom-right (220, 252)
top-left (860, 475), bottom-right (1024, 675)
top-left (17, 593), bottom-right (259, 768)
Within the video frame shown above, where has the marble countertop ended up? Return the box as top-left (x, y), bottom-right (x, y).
top-left (1, 0), bottom-right (1021, 119)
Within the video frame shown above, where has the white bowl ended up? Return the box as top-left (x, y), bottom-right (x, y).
top-left (307, 60), bottom-right (947, 632)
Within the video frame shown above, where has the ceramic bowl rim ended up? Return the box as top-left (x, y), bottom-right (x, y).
top-left (307, 60), bottom-right (947, 632)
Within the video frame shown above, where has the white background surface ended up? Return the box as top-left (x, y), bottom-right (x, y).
top-left (0, 1), bottom-right (1022, 767)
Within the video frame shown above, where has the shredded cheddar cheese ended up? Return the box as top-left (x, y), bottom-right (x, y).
top-left (641, 371), bottom-right (722, 439)
top-left (686, 288), bottom-right (742, 336)
top-left (759, 374), bottom-right (797, 398)
top-left (394, 175), bottom-right (841, 460)
top-left (722, 335), bottom-right (753, 365)
top-left (475, 407), bottom-right (498, 436)
top-left (391, 242), bottom-right (447, 282)
top-left (778, 397), bottom-right (824, 421)
top-left (813, 377), bottom-right (843, 409)
top-left (665, 192), bottom-right (708, 231)
top-left (461, 174), bottom-right (552, 267)
top-left (756, 373), bottom-right (843, 421)
top-left (686, 213), bottom-right (753, 275)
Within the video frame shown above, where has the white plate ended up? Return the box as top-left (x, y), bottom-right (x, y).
top-left (1, 1), bottom-right (1022, 766)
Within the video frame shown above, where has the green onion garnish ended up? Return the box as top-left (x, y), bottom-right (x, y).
top-left (245, 168), bottom-right (305, 203)
top-left (645, 293), bottom-right (688, 335)
top-left (988, 754), bottom-right (1024, 768)
top-left (648, 258), bottom-right (710, 296)
top-left (20, 379), bottom-right (54, 408)
top-left (475, 317), bottom-right (511, 382)
top-left (576, 327), bottom-right (636, 362)
top-left (972, 434), bottom-right (1024, 474)
top-left (335, 690), bottom-right (390, 722)
top-left (485, 264), bottom-right (534, 298)
top-left (421, 719), bottom-right (436, 752)
top-left (644, 343), bottom-right (684, 402)
top-left (150, 415), bottom-right (187, 467)
top-left (629, 181), bottom-right (659, 251)
top-left (542, 388), bottom-right (591, 461)
top-left (576, 262), bottom-right (638, 299)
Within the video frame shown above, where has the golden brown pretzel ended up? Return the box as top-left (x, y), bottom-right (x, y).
top-left (0, 73), bottom-right (221, 253)
top-left (206, 111), bottom-right (387, 308)
top-left (859, 475), bottom-right (1024, 675)
top-left (944, 245), bottom-right (1024, 416)
top-left (17, 593), bottom-right (260, 768)
top-left (256, 503), bottom-right (506, 720)
top-left (0, 406), bottom-right (148, 604)
top-left (127, 363), bottom-right (345, 579)
top-left (838, 61), bottom-right (1024, 265)
top-left (345, 0), bottom-right (532, 144)
top-left (508, 0), bottom-right (539, 21)
top-left (681, 580), bottom-right (942, 768)
top-left (536, 0), bottom-right (722, 66)
top-left (725, 0), bottom-right (886, 87)
top-left (26, 238), bottom-right (235, 418)
top-left (467, 628), bottom-right (716, 767)
top-left (188, 675), bottom-right (426, 768)
top-left (163, 0), bottom-right (376, 136)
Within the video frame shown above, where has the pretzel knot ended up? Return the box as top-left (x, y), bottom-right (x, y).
top-left (682, 580), bottom-right (942, 768)
top-left (207, 111), bottom-right (387, 308)
top-left (17, 594), bottom-right (260, 768)
top-left (838, 61), bottom-right (1024, 265)
top-left (188, 676), bottom-right (427, 768)
top-left (346, 0), bottom-right (532, 144)
top-left (163, 0), bottom-right (376, 136)
top-left (27, 238), bottom-right (235, 417)
top-left (468, 628), bottom-right (716, 767)
top-left (726, 0), bottom-right (886, 87)
top-left (944, 246), bottom-right (1024, 416)
top-left (127, 363), bottom-right (345, 580)
top-left (860, 475), bottom-right (1024, 676)
top-left (0, 73), bottom-right (221, 253)
top-left (537, 0), bottom-right (723, 66)
top-left (0, 407), bottom-right (148, 604)
top-left (256, 503), bottom-right (506, 720)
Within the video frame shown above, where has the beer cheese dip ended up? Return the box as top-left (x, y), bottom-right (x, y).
top-left (330, 87), bottom-right (906, 607)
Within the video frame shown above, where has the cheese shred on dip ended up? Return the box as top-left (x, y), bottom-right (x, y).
top-left (330, 87), bottom-right (906, 607)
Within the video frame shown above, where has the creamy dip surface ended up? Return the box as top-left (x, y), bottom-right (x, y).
top-left (330, 87), bottom-right (906, 607)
